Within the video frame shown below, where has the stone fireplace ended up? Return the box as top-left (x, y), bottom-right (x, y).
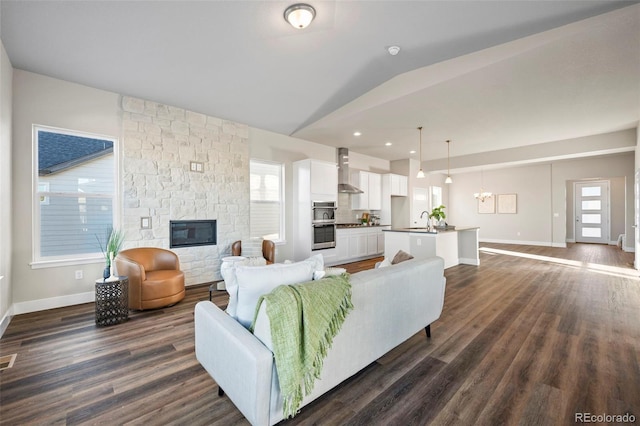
top-left (121, 96), bottom-right (249, 285)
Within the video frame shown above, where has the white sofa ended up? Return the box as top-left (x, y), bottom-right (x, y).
top-left (194, 256), bottom-right (446, 426)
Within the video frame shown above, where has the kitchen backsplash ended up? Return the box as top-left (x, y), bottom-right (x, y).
top-left (336, 193), bottom-right (379, 224)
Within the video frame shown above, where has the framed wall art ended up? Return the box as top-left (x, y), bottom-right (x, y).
top-left (498, 193), bottom-right (517, 214)
top-left (477, 196), bottom-right (495, 214)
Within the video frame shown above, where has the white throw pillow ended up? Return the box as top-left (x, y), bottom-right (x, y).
top-left (241, 238), bottom-right (264, 258)
top-left (377, 258), bottom-right (392, 268)
top-left (232, 254), bottom-right (324, 328)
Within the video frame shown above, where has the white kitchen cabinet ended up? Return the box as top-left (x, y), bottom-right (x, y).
top-left (351, 171), bottom-right (381, 210)
top-left (293, 158), bottom-right (337, 262)
top-left (336, 232), bottom-right (349, 262)
top-left (366, 233), bottom-right (378, 256)
top-left (377, 232), bottom-right (385, 254)
top-left (382, 173), bottom-right (408, 197)
top-left (329, 227), bottom-right (385, 265)
top-left (391, 174), bottom-right (408, 196)
top-left (310, 159), bottom-right (338, 198)
top-left (349, 233), bottom-right (367, 258)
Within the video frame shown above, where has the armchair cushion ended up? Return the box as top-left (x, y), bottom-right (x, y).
top-left (115, 247), bottom-right (185, 310)
top-left (240, 239), bottom-right (264, 258)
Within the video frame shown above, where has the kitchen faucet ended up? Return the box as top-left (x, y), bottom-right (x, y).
top-left (420, 210), bottom-right (429, 219)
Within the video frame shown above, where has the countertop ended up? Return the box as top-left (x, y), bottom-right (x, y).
top-left (383, 226), bottom-right (479, 234)
top-left (336, 223), bottom-right (390, 229)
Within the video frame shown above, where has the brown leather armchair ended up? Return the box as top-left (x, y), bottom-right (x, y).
top-left (115, 247), bottom-right (185, 310)
top-left (231, 239), bottom-right (276, 264)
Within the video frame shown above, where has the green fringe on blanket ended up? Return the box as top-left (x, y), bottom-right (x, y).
top-left (251, 273), bottom-right (353, 419)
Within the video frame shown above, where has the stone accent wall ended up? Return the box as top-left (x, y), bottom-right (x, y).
top-left (120, 96), bottom-right (249, 285)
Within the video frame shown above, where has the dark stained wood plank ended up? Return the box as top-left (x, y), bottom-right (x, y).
top-left (1, 244), bottom-right (638, 425)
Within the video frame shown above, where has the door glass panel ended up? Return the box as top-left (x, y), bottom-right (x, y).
top-left (582, 214), bottom-right (601, 224)
top-left (581, 186), bottom-right (601, 197)
top-left (581, 200), bottom-right (601, 210)
top-left (582, 228), bottom-right (601, 238)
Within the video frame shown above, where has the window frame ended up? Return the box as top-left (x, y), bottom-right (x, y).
top-left (249, 159), bottom-right (285, 244)
top-left (31, 124), bottom-right (121, 269)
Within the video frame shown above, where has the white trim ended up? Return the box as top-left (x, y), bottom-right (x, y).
top-left (11, 291), bottom-right (95, 316)
top-left (30, 256), bottom-right (103, 269)
top-left (479, 238), bottom-right (558, 247)
top-left (459, 257), bottom-right (480, 266)
top-left (0, 305), bottom-right (13, 338)
top-left (32, 124), bottom-right (121, 265)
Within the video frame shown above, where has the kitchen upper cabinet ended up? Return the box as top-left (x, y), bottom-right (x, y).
top-left (351, 171), bottom-right (382, 210)
top-left (310, 159), bottom-right (338, 199)
top-left (383, 173), bottom-right (408, 197)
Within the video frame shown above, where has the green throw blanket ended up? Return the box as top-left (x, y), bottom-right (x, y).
top-left (250, 273), bottom-right (353, 419)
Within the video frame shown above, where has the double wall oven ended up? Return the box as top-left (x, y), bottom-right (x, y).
top-left (312, 201), bottom-right (336, 250)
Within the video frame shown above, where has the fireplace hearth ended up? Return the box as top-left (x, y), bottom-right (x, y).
top-left (170, 220), bottom-right (217, 248)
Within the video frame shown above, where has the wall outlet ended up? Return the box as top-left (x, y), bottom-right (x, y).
top-left (75, 270), bottom-right (83, 280)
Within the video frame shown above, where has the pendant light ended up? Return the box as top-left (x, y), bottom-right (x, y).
top-left (474, 169), bottom-right (492, 201)
top-left (416, 126), bottom-right (425, 178)
top-left (445, 139), bottom-right (453, 184)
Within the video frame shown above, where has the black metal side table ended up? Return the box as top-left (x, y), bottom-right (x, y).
top-left (95, 276), bottom-right (129, 326)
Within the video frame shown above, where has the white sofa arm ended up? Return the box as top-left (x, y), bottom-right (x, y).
top-left (195, 301), bottom-right (273, 426)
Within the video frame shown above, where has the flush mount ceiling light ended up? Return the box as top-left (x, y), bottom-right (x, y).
top-left (416, 126), bottom-right (425, 179)
top-left (353, 131), bottom-right (361, 136)
top-left (284, 3), bottom-right (316, 29)
top-left (385, 142), bottom-right (392, 146)
top-left (445, 139), bottom-right (453, 184)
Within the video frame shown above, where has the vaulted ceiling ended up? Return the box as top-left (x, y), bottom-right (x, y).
top-left (2, 1), bottom-right (639, 166)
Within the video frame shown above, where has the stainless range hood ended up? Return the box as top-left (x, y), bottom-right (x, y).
top-left (337, 147), bottom-right (364, 194)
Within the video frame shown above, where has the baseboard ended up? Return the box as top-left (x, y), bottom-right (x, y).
top-left (479, 238), bottom-right (560, 247)
top-left (0, 307), bottom-right (13, 338)
top-left (459, 257), bottom-right (480, 266)
top-left (11, 291), bottom-right (95, 316)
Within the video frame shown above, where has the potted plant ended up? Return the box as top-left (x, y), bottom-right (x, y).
top-left (429, 205), bottom-right (447, 228)
top-left (96, 227), bottom-right (125, 279)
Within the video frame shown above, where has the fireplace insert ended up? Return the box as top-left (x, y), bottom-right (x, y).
top-left (170, 220), bottom-right (217, 248)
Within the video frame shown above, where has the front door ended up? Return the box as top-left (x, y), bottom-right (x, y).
top-left (575, 181), bottom-right (609, 244)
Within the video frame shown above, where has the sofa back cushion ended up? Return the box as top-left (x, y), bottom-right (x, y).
top-left (228, 254), bottom-right (324, 328)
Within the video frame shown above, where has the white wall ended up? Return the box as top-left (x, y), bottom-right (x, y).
top-left (0, 40), bottom-right (13, 333)
top-left (448, 151), bottom-right (635, 248)
top-left (451, 164), bottom-right (553, 245)
top-left (12, 70), bottom-right (122, 310)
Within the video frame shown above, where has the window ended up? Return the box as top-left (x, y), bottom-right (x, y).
top-left (33, 126), bottom-right (118, 266)
top-left (430, 186), bottom-right (443, 210)
top-left (250, 159), bottom-right (284, 242)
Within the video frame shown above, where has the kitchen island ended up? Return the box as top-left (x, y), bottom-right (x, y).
top-left (383, 226), bottom-right (479, 269)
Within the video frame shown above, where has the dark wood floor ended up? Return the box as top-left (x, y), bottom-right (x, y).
top-left (1, 244), bottom-right (638, 425)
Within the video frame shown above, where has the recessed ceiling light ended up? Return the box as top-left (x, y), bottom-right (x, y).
top-left (385, 142), bottom-right (392, 146)
top-left (409, 150), bottom-right (416, 154)
top-left (353, 131), bottom-right (362, 137)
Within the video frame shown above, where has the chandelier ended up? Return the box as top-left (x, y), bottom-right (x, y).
top-left (474, 169), bottom-right (492, 201)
